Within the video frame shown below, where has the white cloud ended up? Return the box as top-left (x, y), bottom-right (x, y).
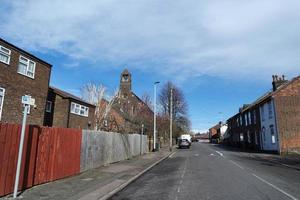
top-left (1, 0), bottom-right (300, 81)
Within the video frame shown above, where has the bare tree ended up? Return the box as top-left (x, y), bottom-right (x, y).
top-left (158, 81), bottom-right (190, 138)
top-left (81, 82), bottom-right (118, 130)
top-left (141, 93), bottom-right (152, 110)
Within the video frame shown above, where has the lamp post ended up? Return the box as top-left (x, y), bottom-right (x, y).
top-left (169, 87), bottom-right (173, 151)
top-left (153, 81), bottom-right (160, 151)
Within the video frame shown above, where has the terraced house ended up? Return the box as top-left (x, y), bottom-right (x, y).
top-left (0, 38), bottom-right (51, 125)
top-left (226, 75), bottom-right (300, 154)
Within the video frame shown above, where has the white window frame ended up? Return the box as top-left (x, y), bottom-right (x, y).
top-left (70, 102), bottom-right (89, 117)
top-left (247, 131), bottom-right (251, 143)
top-left (17, 55), bottom-right (36, 79)
top-left (0, 45), bottom-right (11, 65)
top-left (270, 125), bottom-right (276, 144)
top-left (268, 101), bottom-right (273, 119)
top-left (46, 101), bottom-right (52, 113)
top-left (248, 112), bottom-right (251, 125)
top-left (0, 87), bottom-right (5, 121)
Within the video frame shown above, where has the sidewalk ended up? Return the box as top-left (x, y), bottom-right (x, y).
top-left (2, 148), bottom-right (173, 200)
top-left (213, 143), bottom-right (300, 170)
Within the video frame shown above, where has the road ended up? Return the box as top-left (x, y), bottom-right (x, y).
top-left (110, 142), bottom-right (300, 200)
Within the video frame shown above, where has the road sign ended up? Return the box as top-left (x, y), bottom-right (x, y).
top-left (22, 95), bottom-right (35, 106)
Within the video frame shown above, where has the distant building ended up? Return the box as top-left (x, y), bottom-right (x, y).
top-left (0, 38), bottom-right (52, 125)
top-left (102, 69), bottom-right (154, 135)
top-left (227, 75), bottom-right (300, 154)
top-left (44, 86), bottom-right (95, 129)
top-left (209, 122), bottom-right (227, 143)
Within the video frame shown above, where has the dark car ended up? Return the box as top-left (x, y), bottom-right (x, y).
top-left (178, 139), bottom-right (190, 149)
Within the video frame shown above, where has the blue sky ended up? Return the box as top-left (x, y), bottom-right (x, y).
top-left (1, 0), bottom-right (300, 132)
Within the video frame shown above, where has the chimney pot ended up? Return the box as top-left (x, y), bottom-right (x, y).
top-left (282, 75), bottom-right (285, 80)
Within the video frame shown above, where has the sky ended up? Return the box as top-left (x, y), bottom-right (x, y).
top-left (1, 0), bottom-right (300, 133)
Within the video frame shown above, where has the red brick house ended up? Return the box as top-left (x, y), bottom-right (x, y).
top-left (0, 38), bottom-right (51, 125)
top-left (44, 86), bottom-right (95, 129)
top-left (227, 75), bottom-right (300, 154)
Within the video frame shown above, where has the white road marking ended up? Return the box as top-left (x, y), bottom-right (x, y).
top-left (169, 152), bottom-right (176, 158)
top-left (194, 153), bottom-right (199, 157)
top-left (230, 160), bottom-right (245, 170)
top-left (216, 151), bottom-right (224, 157)
top-left (252, 174), bottom-right (298, 200)
top-left (177, 187), bottom-right (181, 193)
top-left (210, 153), bottom-right (215, 156)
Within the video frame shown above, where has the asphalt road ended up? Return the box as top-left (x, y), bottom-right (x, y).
top-left (110, 142), bottom-right (300, 200)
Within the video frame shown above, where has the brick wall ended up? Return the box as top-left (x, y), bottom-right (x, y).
top-left (68, 103), bottom-right (95, 129)
top-left (51, 95), bottom-right (69, 128)
top-left (274, 76), bottom-right (300, 154)
top-left (0, 40), bottom-right (51, 125)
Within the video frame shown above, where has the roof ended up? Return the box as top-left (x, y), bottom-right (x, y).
top-left (237, 75), bottom-right (300, 113)
top-left (50, 86), bottom-right (95, 107)
top-left (0, 38), bottom-right (52, 67)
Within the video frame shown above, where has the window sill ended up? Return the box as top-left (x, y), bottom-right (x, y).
top-left (0, 60), bottom-right (10, 65)
top-left (17, 72), bottom-right (35, 79)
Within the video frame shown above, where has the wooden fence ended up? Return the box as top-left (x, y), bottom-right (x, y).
top-left (0, 123), bottom-right (82, 197)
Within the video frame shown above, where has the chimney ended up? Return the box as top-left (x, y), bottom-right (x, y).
top-left (272, 74), bottom-right (288, 91)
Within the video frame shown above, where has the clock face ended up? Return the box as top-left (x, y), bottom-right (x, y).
top-left (122, 75), bottom-right (129, 82)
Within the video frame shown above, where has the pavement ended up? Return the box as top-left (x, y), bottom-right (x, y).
top-left (110, 142), bottom-right (300, 200)
top-left (1, 147), bottom-right (172, 200)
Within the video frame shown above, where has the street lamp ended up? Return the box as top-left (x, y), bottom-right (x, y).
top-left (169, 87), bottom-right (173, 152)
top-left (153, 81), bottom-right (160, 151)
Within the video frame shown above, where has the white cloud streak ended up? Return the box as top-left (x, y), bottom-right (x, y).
top-left (1, 0), bottom-right (300, 81)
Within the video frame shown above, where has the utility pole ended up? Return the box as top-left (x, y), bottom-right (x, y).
top-left (153, 81), bottom-right (160, 151)
top-left (169, 87), bottom-right (173, 152)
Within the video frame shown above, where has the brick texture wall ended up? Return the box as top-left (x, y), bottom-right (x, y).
top-left (274, 76), bottom-right (300, 154)
top-left (0, 40), bottom-right (51, 125)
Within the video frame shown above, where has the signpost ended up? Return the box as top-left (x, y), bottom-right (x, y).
top-left (13, 95), bottom-right (35, 198)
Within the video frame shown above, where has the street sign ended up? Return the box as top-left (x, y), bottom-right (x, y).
top-left (22, 95), bottom-right (35, 106)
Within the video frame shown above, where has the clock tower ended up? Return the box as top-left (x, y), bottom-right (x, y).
top-left (120, 69), bottom-right (132, 98)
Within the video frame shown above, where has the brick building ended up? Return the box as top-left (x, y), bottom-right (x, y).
top-left (102, 69), bottom-right (153, 135)
top-left (44, 86), bottom-right (95, 129)
top-left (226, 75), bottom-right (300, 154)
top-left (0, 38), bottom-right (51, 125)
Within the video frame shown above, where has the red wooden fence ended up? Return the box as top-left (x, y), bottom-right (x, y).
top-left (0, 123), bottom-right (82, 197)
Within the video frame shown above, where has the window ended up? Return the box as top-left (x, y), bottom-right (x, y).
top-left (248, 112), bottom-right (251, 125)
top-left (262, 127), bottom-right (266, 142)
top-left (244, 114), bottom-right (248, 126)
top-left (240, 116), bottom-right (243, 126)
top-left (0, 46), bottom-right (11, 64)
top-left (270, 125), bottom-right (276, 144)
top-left (261, 106), bottom-right (265, 121)
top-left (255, 131), bottom-right (258, 145)
top-left (46, 101), bottom-right (52, 113)
top-left (247, 131), bottom-right (251, 143)
top-left (18, 56), bottom-right (36, 78)
top-left (0, 87), bottom-right (5, 121)
top-left (70, 102), bottom-right (89, 117)
top-left (253, 110), bottom-right (257, 124)
top-left (240, 133), bottom-right (244, 142)
top-left (268, 101), bottom-right (273, 119)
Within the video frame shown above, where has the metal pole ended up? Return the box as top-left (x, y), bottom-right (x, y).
top-left (170, 88), bottom-right (173, 151)
top-left (153, 83), bottom-right (156, 151)
top-left (13, 105), bottom-right (29, 198)
top-left (141, 124), bottom-right (144, 155)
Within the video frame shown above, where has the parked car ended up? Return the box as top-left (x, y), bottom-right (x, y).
top-left (178, 139), bottom-right (190, 149)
